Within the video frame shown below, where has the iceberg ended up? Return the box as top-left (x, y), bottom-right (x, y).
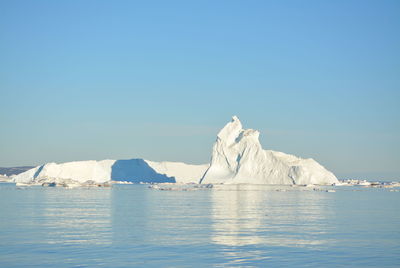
top-left (200, 116), bottom-right (338, 185)
top-left (12, 116), bottom-right (338, 186)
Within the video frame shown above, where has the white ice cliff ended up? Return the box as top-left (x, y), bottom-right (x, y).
top-left (13, 116), bottom-right (338, 186)
top-left (200, 116), bottom-right (338, 185)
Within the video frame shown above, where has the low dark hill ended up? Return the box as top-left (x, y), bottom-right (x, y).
top-left (0, 166), bottom-right (35, 176)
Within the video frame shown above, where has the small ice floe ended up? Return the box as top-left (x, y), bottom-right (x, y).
top-left (335, 179), bottom-right (400, 189)
top-left (15, 178), bottom-right (113, 188)
top-left (0, 175), bottom-right (11, 183)
top-left (392, 182), bottom-right (400, 187)
top-left (15, 182), bottom-right (31, 187)
top-left (111, 180), bottom-right (133, 185)
top-left (275, 189), bottom-right (288, 192)
top-left (379, 182), bottom-right (400, 188)
top-left (308, 187), bottom-right (335, 192)
top-left (313, 188), bottom-right (324, 192)
top-left (149, 183), bottom-right (213, 191)
top-left (80, 180), bottom-right (112, 187)
top-left (368, 182), bottom-right (382, 187)
top-left (338, 179), bottom-right (374, 186)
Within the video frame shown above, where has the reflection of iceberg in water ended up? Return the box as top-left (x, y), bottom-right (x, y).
top-left (211, 185), bottom-right (332, 248)
top-left (41, 188), bottom-right (112, 245)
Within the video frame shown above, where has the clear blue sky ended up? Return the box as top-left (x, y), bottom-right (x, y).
top-left (1, 0), bottom-right (399, 180)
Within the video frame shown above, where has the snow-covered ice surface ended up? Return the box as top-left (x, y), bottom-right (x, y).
top-left (201, 116), bottom-right (338, 185)
top-left (12, 159), bottom-right (209, 186)
top-left (145, 160), bottom-right (209, 184)
top-left (0, 183), bottom-right (399, 267)
top-left (13, 160), bottom-right (114, 185)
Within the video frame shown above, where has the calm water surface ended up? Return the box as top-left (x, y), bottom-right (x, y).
top-left (0, 183), bottom-right (399, 267)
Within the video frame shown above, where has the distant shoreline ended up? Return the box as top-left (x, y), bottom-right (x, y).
top-left (0, 166), bottom-right (34, 176)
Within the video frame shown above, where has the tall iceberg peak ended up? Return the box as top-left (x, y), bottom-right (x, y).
top-left (201, 116), bottom-right (338, 185)
top-left (216, 116), bottom-right (243, 144)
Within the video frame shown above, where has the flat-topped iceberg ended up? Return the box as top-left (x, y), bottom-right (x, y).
top-left (13, 116), bottom-right (338, 186)
top-left (200, 116), bottom-right (338, 185)
top-left (13, 159), bottom-right (209, 186)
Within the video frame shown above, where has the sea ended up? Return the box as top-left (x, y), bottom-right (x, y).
top-left (0, 183), bottom-right (399, 267)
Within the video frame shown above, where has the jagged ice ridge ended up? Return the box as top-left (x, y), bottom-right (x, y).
top-left (200, 116), bottom-right (338, 185)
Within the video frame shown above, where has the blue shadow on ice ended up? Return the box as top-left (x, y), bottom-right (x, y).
top-left (111, 159), bottom-right (176, 183)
